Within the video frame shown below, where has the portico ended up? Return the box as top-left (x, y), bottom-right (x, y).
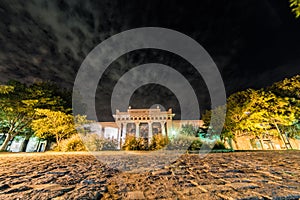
top-left (113, 106), bottom-right (175, 148)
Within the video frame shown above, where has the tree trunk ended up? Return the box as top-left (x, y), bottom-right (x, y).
top-left (273, 121), bottom-right (281, 136)
top-left (0, 134), bottom-right (11, 151)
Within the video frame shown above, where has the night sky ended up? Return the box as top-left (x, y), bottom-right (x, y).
top-left (0, 0), bottom-right (300, 121)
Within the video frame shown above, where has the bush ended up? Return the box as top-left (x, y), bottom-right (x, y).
top-left (213, 140), bottom-right (226, 150)
top-left (122, 134), bottom-right (138, 150)
top-left (58, 134), bottom-right (87, 152)
top-left (188, 139), bottom-right (202, 151)
top-left (122, 134), bottom-right (169, 151)
top-left (82, 134), bottom-right (118, 151)
top-left (136, 137), bottom-right (148, 150)
top-left (120, 134), bottom-right (225, 151)
top-left (149, 134), bottom-right (169, 150)
top-left (122, 135), bottom-right (148, 150)
top-left (188, 140), bottom-right (226, 151)
top-left (180, 124), bottom-right (199, 137)
top-left (167, 134), bottom-right (196, 150)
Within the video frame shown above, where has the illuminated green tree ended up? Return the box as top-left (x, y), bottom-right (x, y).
top-left (269, 75), bottom-right (300, 137)
top-left (31, 109), bottom-right (76, 149)
top-left (239, 90), bottom-right (297, 137)
top-left (0, 81), bottom-right (37, 151)
top-left (289, 0), bottom-right (300, 18)
top-left (202, 105), bottom-right (228, 140)
top-left (0, 81), bottom-right (72, 151)
top-left (203, 84), bottom-right (299, 142)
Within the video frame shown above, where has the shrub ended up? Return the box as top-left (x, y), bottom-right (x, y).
top-left (122, 134), bottom-right (137, 150)
top-left (136, 137), bottom-right (148, 150)
top-left (58, 134), bottom-right (87, 152)
top-left (180, 124), bottom-right (199, 137)
top-left (82, 134), bottom-right (118, 151)
top-left (121, 134), bottom-right (223, 151)
top-left (188, 139), bottom-right (202, 151)
top-left (122, 135), bottom-right (148, 150)
top-left (213, 140), bottom-right (226, 150)
top-left (149, 134), bottom-right (169, 150)
top-left (167, 134), bottom-right (196, 150)
top-left (101, 139), bottom-right (118, 150)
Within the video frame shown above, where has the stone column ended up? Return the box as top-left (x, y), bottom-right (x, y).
top-left (135, 122), bottom-right (140, 137)
top-left (148, 122), bottom-right (153, 144)
top-left (165, 122), bottom-right (168, 137)
top-left (161, 122), bottom-right (165, 135)
top-left (117, 123), bottom-right (122, 149)
top-left (123, 123), bottom-right (127, 138)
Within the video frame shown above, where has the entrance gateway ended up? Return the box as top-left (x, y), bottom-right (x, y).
top-left (112, 106), bottom-right (203, 149)
top-left (113, 106), bottom-right (174, 148)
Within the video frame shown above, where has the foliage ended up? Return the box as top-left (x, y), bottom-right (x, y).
top-left (122, 134), bottom-right (148, 150)
top-left (167, 134), bottom-right (197, 150)
top-left (187, 139), bottom-right (226, 151)
top-left (271, 75), bottom-right (300, 98)
top-left (213, 140), bottom-right (226, 150)
top-left (289, 0), bottom-right (300, 18)
top-left (180, 124), bottom-right (200, 137)
top-left (24, 81), bottom-right (71, 113)
top-left (270, 75), bottom-right (300, 121)
top-left (202, 90), bottom-right (254, 140)
top-left (0, 85), bottom-right (14, 94)
top-left (149, 134), bottom-right (169, 150)
top-left (0, 82), bottom-right (35, 151)
top-left (0, 81), bottom-right (72, 151)
top-left (82, 133), bottom-right (118, 151)
top-left (202, 75), bottom-right (300, 142)
top-left (58, 134), bottom-right (87, 152)
top-left (188, 139), bottom-right (203, 151)
top-left (201, 105), bottom-right (227, 139)
top-left (122, 134), bottom-right (137, 150)
top-left (31, 109), bottom-right (76, 149)
top-left (237, 90), bottom-right (296, 136)
top-left (74, 115), bottom-right (95, 135)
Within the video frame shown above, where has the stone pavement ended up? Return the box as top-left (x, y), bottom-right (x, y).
top-left (0, 151), bottom-right (299, 199)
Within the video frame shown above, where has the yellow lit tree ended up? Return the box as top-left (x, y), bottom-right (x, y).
top-left (289, 0), bottom-right (300, 18)
top-left (0, 82), bottom-right (38, 151)
top-left (239, 90), bottom-right (297, 138)
top-left (31, 109), bottom-right (76, 149)
top-left (0, 81), bottom-right (72, 151)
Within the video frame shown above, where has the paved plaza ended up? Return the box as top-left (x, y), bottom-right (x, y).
top-left (0, 151), bottom-right (299, 200)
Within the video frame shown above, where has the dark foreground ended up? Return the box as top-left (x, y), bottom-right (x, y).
top-left (0, 151), bottom-right (299, 200)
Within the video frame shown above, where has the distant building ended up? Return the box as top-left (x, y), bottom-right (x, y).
top-left (102, 107), bottom-right (204, 149)
top-left (0, 134), bottom-right (47, 152)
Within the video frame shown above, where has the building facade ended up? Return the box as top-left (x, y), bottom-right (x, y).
top-left (111, 107), bottom-right (203, 148)
top-left (0, 134), bottom-right (47, 152)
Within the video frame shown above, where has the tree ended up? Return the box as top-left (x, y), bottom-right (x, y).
top-left (238, 90), bottom-right (297, 138)
top-left (25, 81), bottom-right (72, 113)
top-left (204, 87), bottom-right (297, 141)
top-left (202, 75), bottom-right (300, 148)
top-left (268, 76), bottom-right (300, 137)
top-left (31, 109), bottom-right (76, 149)
top-left (269, 75), bottom-right (300, 120)
top-left (202, 105), bottom-right (228, 140)
top-left (289, 0), bottom-right (300, 18)
top-left (215, 89), bottom-right (257, 140)
top-left (0, 81), bottom-right (72, 151)
top-left (0, 82), bottom-right (37, 151)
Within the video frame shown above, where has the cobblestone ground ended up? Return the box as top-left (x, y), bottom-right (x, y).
top-left (0, 151), bottom-right (299, 200)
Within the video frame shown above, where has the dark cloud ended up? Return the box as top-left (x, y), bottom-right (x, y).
top-left (0, 0), bottom-right (300, 121)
